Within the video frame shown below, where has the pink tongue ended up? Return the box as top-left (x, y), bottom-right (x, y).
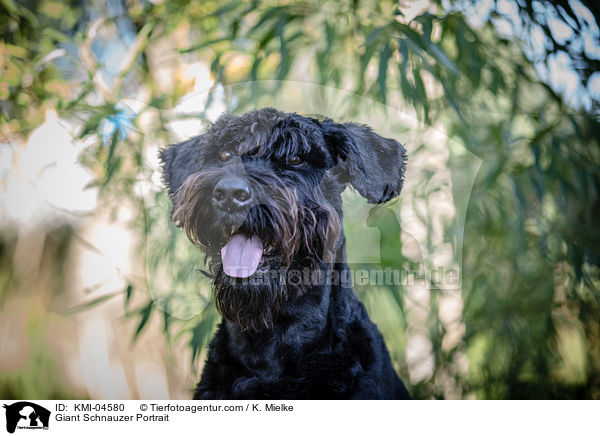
top-left (221, 234), bottom-right (263, 278)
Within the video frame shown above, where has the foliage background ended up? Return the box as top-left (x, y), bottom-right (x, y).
top-left (0, 0), bottom-right (599, 399)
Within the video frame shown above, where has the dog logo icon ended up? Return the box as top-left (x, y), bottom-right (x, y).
top-left (3, 402), bottom-right (50, 433)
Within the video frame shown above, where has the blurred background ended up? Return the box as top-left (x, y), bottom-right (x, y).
top-left (0, 0), bottom-right (599, 399)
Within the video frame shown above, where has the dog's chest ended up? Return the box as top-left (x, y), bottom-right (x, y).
top-left (225, 319), bottom-right (367, 398)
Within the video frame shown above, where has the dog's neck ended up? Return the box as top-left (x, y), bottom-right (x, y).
top-left (218, 237), bottom-right (352, 375)
top-left (225, 266), bottom-right (335, 336)
top-left (222, 259), bottom-right (358, 379)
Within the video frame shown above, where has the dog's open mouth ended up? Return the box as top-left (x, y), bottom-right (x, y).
top-left (220, 233), bottom-right (266, 278)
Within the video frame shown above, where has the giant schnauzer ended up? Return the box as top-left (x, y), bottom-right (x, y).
top-left (160, 107), bottom-right (410, 399)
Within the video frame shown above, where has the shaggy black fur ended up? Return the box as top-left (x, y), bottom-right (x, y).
top-left (160, 108), bottom-right (410, 399)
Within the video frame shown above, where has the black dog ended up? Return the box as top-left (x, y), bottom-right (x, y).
top-left (160, 108), bottom-right (410, 399)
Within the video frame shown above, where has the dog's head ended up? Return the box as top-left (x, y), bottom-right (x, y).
top-left (159, 108), bottom-right (406, 331)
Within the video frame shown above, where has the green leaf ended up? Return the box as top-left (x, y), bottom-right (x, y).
top-left (427, 40), bottom-right (458, 75)
top-left (415, 13), bottom-right (433, 41)
top-left (276, 12), bottom-right (290, 80)
top-left (209, 52), bottom-right (222, 76)
top-left (358, 28), bottom-right (385, 92)
top-left (396, 21), bottom-right (458, 75)
top-left (248, 6), bottom-right (286, 35)
top-left (439, 79), bottom-right (465, 124)
top-left (78, 106), bottom-right (117, 138)
top-left (189, 310), bottom-right (217, 366)
top-left (64, 291), bottom-right (122, 316)
top-left (162, 298), bottom-right (172, 341)
top-left (395, 23), bottom-right (426, 50)
top-left (124, 284), bottom-right (134, 309)
top-left (133, 301), bottom-right (154, 342)
top-left (212, 0), bottom-right (243, 17)
top-left (250, 54), bottom-right (263, 81)
top-left (257, 27), bottom-right (277, 51)
top-left (398, 37), bottom-right (408, 77)
top-left (378, 41), bottom-right (392, 104)
top-left (363, 25), bottom-right (389, 47)
top-left (179, 37), bottom-right (231, 54)
top-left (413, 68), bottom-right (428, 119)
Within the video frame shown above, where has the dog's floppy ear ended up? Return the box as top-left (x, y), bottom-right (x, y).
top-left (159, 136), bottom-right (203, 202)
top-left (322, 121), bottom-right (407, 204)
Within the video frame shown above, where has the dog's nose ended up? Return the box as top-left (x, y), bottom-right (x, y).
top-left (213, 177), bottom-right (252, 210)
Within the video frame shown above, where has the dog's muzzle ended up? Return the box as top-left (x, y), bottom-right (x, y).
top-left (211, 176), bottom-right (265, 279)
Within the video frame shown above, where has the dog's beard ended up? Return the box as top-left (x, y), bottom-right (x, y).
top-left (200, 203), bottom-right (340, 332)
top-left (213, 265), bottom-right (291, 332)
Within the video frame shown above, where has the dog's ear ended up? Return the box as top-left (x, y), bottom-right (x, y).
top-left (321, 121), bottom-right (407, 204)
top-left (159, 136), bottom-right (203, 202)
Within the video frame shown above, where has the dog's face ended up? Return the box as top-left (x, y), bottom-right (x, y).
top-left (160, 108), bottom-right (406, 331)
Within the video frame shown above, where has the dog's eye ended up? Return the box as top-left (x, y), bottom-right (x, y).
top-left (219, 150), bottom-right (233, 162)
top-left (287, 155), bottom-right (303, 166)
